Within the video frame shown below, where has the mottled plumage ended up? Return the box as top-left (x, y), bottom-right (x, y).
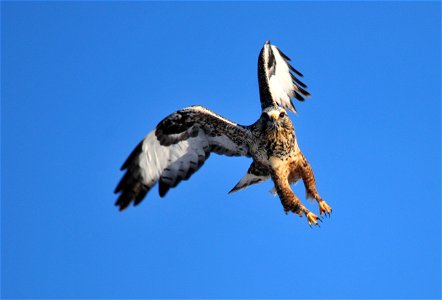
top-left (115, 40), bottom-right (332, 226)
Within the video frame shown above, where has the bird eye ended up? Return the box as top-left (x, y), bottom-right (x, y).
top-left (279, 112), bottom-right (286, 118)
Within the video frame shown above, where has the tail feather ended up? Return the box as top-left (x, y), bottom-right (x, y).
top-left (229, 175), bottom-right (265, 194)
top-left (228, 162), bottom-right (270, 194)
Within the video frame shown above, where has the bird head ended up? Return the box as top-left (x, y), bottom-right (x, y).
top-left (261, 106), bottom-right (292, 131)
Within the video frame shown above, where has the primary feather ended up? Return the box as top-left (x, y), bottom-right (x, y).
top-left (258, 41), bottom-right (311, 113)
top-left (115, 105), bottom-right (250, 210)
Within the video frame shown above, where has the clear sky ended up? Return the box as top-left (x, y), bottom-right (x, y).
top-left (1, 1), bottom-right (441, 299)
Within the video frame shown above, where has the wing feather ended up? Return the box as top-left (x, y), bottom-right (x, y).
top-left (258, 42), bottom-right (311, 113)
top-left (115, 105), bottom-right (251, 210)
top-left (268, 45), bottom-right (311, 112)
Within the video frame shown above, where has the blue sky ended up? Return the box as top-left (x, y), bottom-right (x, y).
top-left (1, 1), bottom-right (440, 299)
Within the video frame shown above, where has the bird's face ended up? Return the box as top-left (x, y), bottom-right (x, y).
top-left (261, 106), bottom-right (292, 131)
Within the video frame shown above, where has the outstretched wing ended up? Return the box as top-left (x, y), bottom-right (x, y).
top-left (258, 41), bottom-right (311, 113)
top-left (114, 105), bottom-right (252, 211)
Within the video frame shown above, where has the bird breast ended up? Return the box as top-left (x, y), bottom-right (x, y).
top-left (251, 125), bottom-right (298, 163)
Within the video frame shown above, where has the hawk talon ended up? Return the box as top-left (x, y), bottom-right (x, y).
top-left (319, 201), bottom-right (332, 217)
top-left (309, 222), bottom-right (320, 228)
top-left (306, 211), bottom-right (320, 227)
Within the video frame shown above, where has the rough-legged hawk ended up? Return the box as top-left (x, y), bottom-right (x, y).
top-left (114, 41), bottom-right (332, 226)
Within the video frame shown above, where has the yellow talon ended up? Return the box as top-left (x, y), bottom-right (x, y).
top-left (319, 200), bottom-right (332, 216)
top-left (306, 211), bottom-right (320, 226)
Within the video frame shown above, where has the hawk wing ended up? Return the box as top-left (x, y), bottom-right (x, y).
top-left (258, 41), bottom-right (311, 113)
top-left (114, 105), bottom-right (252, 211)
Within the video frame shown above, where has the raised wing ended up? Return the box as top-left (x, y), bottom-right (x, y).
top-left (258, 41), bottom-right (311, 113)
top-left (114, 105), bottom-right (252, 211)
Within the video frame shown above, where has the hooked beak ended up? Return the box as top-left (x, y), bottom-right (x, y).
top-left (269, 112), bottom-right (278, 122)
top-left (267, 112), bottom-right (279, 128)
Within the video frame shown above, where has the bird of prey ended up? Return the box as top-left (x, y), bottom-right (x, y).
top-left (114, 40), bottom-right (332, 226)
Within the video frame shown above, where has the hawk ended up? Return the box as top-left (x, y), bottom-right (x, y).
top-left (114, 40), bottom-right (332, 226)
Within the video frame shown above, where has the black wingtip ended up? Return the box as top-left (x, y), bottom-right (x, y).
top-left (120, 141), bottom-right (143, 170)
top-left (289, 65), bottom-right (304, 77)
top-left (289, 99), bottom-right (298, 113)
top-left (276, 47), bottom-right (292, 62)
top-left (291, 74), bottom-right (307, 88)
top-left (296, 85), bottom-right (311, 98)
top-left (114, 171), bottom-right (131, 194)
top-left (158, 180), bottom-right (170, 198)
top-left (115, 184), bottom-right (150, 211)
top-left (115, 193), bottom-right (132, 212)
top-left (134, 185), bottom-right (149, 206)
top-left (228, 185), bottom-right (240, 194)
top-left (294, 91), bottom-right (305, 102)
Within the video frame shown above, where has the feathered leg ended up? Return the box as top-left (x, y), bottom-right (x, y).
top-left (299, 153), bottom-right (332, 217)
top-left (270, 162), bottom-right (320, 227)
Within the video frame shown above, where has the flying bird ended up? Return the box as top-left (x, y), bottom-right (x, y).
top-left (114, 40), bottom-right (332, 226)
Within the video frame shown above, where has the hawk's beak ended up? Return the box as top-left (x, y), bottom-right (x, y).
top-left (269, 112), bottom-right (278, 122)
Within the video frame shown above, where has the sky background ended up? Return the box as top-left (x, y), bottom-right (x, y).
top-left (1, 1), bottom-right (441, 299)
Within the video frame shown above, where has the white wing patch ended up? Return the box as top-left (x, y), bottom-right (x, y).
top-left (139, 131), bottom-right (207, 187)
top-left (267, 45), bottom-right (310, 113)
top-left (138, 129), bottom-right (211, 198)
top-left (114, 130), bottom-right (211, 210)
top-left (114, 106), bottom-right (251, 210)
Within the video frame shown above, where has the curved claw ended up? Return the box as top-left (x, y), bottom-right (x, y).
top-left (306, 211), bottom-right (320, 227)
top-left (319, 201), bottom-right (332, 217)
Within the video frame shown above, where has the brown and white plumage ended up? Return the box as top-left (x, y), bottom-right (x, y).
top-left (258, 40), bottom-right (310, 113)
top-left (114, 106), bottom-right (251, 211)
top-left (114, 40), bottom-right (331, 226)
